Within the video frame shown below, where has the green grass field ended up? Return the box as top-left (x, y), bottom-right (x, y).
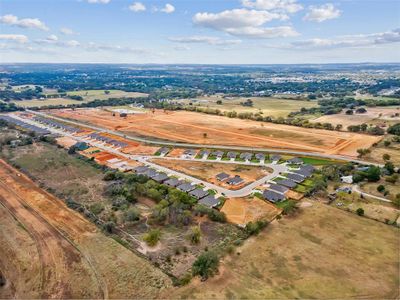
top-left (176, 96), bottom-right (318, 118)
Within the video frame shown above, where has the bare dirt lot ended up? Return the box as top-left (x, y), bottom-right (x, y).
top-left (52, 108), bottom-right (381, 157)
top-left (0, 159), bottom-right (171, 299)
top-left (221, 197), bottom-right (281, 226)
top-left (151, 159), bottom-right (270, 188)
top-left (170, 202), bottom-right (400, 299)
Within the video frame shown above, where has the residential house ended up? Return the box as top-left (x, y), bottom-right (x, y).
top-left (216, 172), bottom-right (230, 181)
top-left (189, 188), bottom-right (209, 200)
top-left (227, 175), bottom-right (244, 185)
top-left (153, 173), bottom-right (169, 183)
top-left (212, 150), bottom-right (224, 159)
top-left (269, 184), bottom-right (289, 194)
top-left (199, 195), bottom-right (220, 208)
top-left (133, 166), bottom-right (150, 174)
top-left (240, 152), bottom-right (253, 161)
top-left (276, 179), bottom-right (297, 188)
top-left (226, 151), bottom-right (238, 160)
top-left (177, 183), bottom-right (196, 192)
top-left (164, 178), bottom-right (183, 188)
top-left (263, 190), bottom-right (285, 203)
top-left (286, 173), bottom-right (305, 183)
top-left (255, 153), bottom-right (265, 161)
top-left (287, 157), bottom-right (303, 165)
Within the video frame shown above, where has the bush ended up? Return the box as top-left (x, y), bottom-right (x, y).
top-left (102, 221), bottom-right (115, 234)
top-left (245, 220), bottom-right (267, 236)
top-left (143, 228), bottom-right (161, 247)
top-left (377, 185), bottom-right (385, 193)
top-left (188, 226), bottom-right (201, 244)
top-left (192, 251), bottom-right (219, 280)
top-left (124, 207), bottom-right (140, 222)
top-left (89, 203), bottom-right (104, 215)
top-left (356, 208), bottom-right (364, 216)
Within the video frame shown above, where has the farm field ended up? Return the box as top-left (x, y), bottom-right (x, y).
top-left (0, 159), bottom-right (171, 299)
top-left (176, 96), bottom-right (318, 118)
top-left (311, 106), bottom-right (400, 128)
top-left (221, 197), bottom-right (281, 226)
top-left (150, 159), bottom-right (270, 187)
top-left (171, 202), bottom-right (400, 299)
top-left (51, 108), bottom-right (381, 157)
top-left (12, 89), bottom-right (147, 108)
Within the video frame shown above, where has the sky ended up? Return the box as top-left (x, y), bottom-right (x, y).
top-left (0, 0), bottom-right (399, 64)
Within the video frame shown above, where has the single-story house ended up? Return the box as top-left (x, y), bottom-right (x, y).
top-left (336, 186), bottom-right (352, 194)
top-left (341, 175), bottom-right (353, 184)
top-left (153, 173), bottom-right (169, 183)
top-left (144, 169), bottom-right (158, 178)
top-left (133, 166), bottom-right (150, 174)
top-left (183, 149), bottom-right (197, 157)
top-left (199, 195), bottom-right (220, 208)
top-left (189, 188), bottom-right (209, 200)
top-left (293, 169), bottom-right (312, 178)
top-left (158, 147), bottom-right (170, 156)
top-left (240, 152), bottom-right (253, 161)
top-left (164, 178), bottom-right (183, 187)
top-left (198, 150), bottom-right (210, 158)
top-left (226, 151), bottom-right (238, 159)
top-left (276, 179), bottom-right (297, 188)
top-left (263, 190), bottom-right (286, 203)
top-left (269, 184), bottom-right (289, 194)
top-left (227, 175), bottom-right (244, 185)
top-left (74, 142), bottom-right (89, 151)
top-left (212, 150), bottom-right (224, 159)
top-left (216, 172), bottom-right (230, 181)
top-left (286, 173), bottom-right (305, 183)
top-left (177, 183), bottom-right (196, 192)
top-left (271, 155), bottom-right (281, 162)
top-left (255, 153), bottom-right (265, 161)
top-left (301, 164), bottom-right (315, 173)
top-left (287, 157), bottom-right (303, 165)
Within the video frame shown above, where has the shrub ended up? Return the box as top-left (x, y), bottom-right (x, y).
top-left (143, 228), bottom-right (161, 247)
top-left (356, 208), bottom-right (364, 216)
top-left (245, 220), bottom-right (267, 236)
top-left (377, 185), bottom-right (385, 193)
top-left (192, 251), bottom-right (219, 280)
top-left (89, 203), bottom-right (104, 215)
top-left (102, 221), bottom-right (115, 234)
top-left (124, 207), bottom-right (140, 222)
top-left (188, 226), bottom-right (201, 244)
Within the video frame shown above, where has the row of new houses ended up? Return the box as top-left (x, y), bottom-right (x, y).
top-left (132, 165), bottom-right (220, 208)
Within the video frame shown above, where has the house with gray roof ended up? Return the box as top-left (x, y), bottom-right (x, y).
top-left (287, 157), bottom-right (303, 164)
top-left (144, 169), bottom-right (158, 178)
top-left (293, 169), bottom-right (312, 178)
top-left (198, 149), bottom-right (210, 158)
top-left (255, 153), bottom-right (265, 161)
top-left (216, 172), bottom-right (230, 181)
top-left (301, 165), bottom-right (315, 172)
top-left (240, 152), bottom-right (253, 161)
top-left (199, 195), bottom-right (220, 208)
top-left (263, 190), bottom-right (285, 203)
top-left (164, 178), bottom-right (183, 188)
top-left (157, 147), bottom-right (170, 156)
top-left (177, 183), bottom-right (196, 192)
top-left (287, 173), bottom-right (305, 183)
top-left (183, 149), bottom-right (197, 158)
top-left (189, 188), bottom-right (209, 200)
top-left (271, 155), bottom-right (281, 162)
top-left (211, 150), bottom-right (224, 159)
top-left (276, 179), bottom-right (297, 188)
top-left (226, 151), bottom-right (238, 159)
top-left (227, 175), bottom-right (244, 185)
top-left (133, 166), bottom-right (150, 174)
top-left (269, 184), bottom-right (289, 194)
top-left (153, 173), bottom-right (169, 183)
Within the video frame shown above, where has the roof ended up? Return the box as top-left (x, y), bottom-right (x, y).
top-left (184, 149), bottom-right (197, 155)
top-left (227, 175), bottom-right (244, 185)
top-left (293, 169), bottom-right (312, 178)
top-left (164, 178), bottom-right (183, 187)
top-left (301, 164), bottom-right (315, 172)
top-left (198, 150), bottom-right (210, 156)
top-left (212, 150), bottom-right (224, 157)
top-left (269, 184), bottom-right (289, 194)
top-left (287, 157), bottom-right (303, 164)
top-left (226, 151), bottom-right (238, 158)
top-left (158, 147), bottom-right (169, 154)
top-left (286, 173), bottom-right (305, 183)
top-left (271, 155), bottom-right (281, 161)
top-left (199, 195), bottom-right (220, 208)
top-left (144, 169), bottom-right (158, 178)
top-left (255, 153), bottom-right (265, 160)
top-left (240, 152), bottom-right (253, 160)
top-left (189, 188), bottom-right (208, 199)
top-left (153, 173), bottom-right (169, 182)
top-left (0, 115), bottom-right (51, 135)
top-left (276, 179), bottom-right (297, 188)
top-left (133, 166), bottom-right (150, 174)
top-left (216, 172), bottom-right (230, 181)
top-left (263, 190), bottom-right (285, 202)
top-left (177, 183), bottom-right (196, 192)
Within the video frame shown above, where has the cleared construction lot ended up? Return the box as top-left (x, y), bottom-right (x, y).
top-left (0, 159), bottom-right (171, 299)
top-left (51, 108), bottom-right (381, 157)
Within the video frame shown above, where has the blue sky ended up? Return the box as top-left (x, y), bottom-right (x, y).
top-left (0, 0), bottom-right (399, 63)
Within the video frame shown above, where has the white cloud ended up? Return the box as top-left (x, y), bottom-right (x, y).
top-left (193, 9), bottom-right (297, 39)
top-left (242, 0), bottom-right (303, 13)
top-left (303, 3), bottom-right (341, 22)
top-left (288, 28), bottom-right (400, 49)
top-left (87, 0), bottom-right (111, 3)
top-left (46, 34), bottom-right (58, 41)
top-left (160, 3), bottom-right (175, 14)
top-left (0, 34), bottom-right (28, 43)
top-left (60, 27), bottom-right (76, 35)
top-left (64, 40), bottom-right (80, 47)
top-left (0, 14), bottom-right (49, 31)
top-left (169, 36), bottom-right (241, 46)
top-left (129, 2), bottom-right (146, 12)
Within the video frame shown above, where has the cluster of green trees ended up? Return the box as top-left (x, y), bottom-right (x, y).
top-left (0, 101), bottom-right (24, 112)
top-left (387, 123), bottom-right (400, 136)
top-left (348, 124), bottom-right (385, 135)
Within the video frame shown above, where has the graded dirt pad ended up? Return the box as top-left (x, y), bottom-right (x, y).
top-left (56, 136), bottom-right (77, 148)
top-left (170, 202), bottom-right (400, 299)
top-left (150, 158), bottom-right (270, 188)
top-left (0, 160), bottom-right (171, 299)
top-left (51, 108), bottom-right (381, 157)
top-left (123, 144), bottom-right (160, 155)
top-left (221, 197), bottom-right (281, 226)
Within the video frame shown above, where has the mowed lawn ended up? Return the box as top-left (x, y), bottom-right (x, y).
top-left (177, 96), bottom-right (318, 118)
top-left (171, 202), bottom-right (399, 299)
top-left (12, 89), bottom-right (147, 108)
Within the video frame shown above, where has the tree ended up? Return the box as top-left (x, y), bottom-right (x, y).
top-left (345, 109), bottom-right (353, 115)
top-left (387, 123), bottom-right (400, 136)
top-left (124, 207), bottom-right (140, 222)
top-left (192, 251), bottom-right (219, 280)
top-left (203, 133), bottom-right (207, 138)
top-left (356, 208), bottom-right (364, 216)
top-left (335, 124), bottom-right (343, 131)
top-left (383, 140), bottom-right (391, 147)
top-left (382, 153), bottom-right (391, 161)
top-left (364, 166), bottom-right (381, 182)
top-left (356, 148), bottom-right (370, 158)
top-left (216, 100), bottom-right (222, 105)
top-left (356, 107), bottom-right (367, 114)
top-left (143, 228), bottom-right (161, 247)
top-left (360, 123), bottom-right (368, 131)
top-left (392, 194), bottom-right (400, 208)
top-left (188, 226), bottom-right (201, 244)
top-left (377, 185), bottom-right (385, 193)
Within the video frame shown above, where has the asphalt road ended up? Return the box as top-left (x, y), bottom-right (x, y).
top-left (27, 110), bottom-right (383, 167)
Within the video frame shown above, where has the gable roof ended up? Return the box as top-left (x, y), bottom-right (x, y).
top-left (158, 147), bottom-right (170, 154)
top-left (133, 166), bottom-right (150, 174)
top-left (216, 172), bottom-right (230, 181)
top-left (269, 184), bottom-right (289, 194)
top-left (286, 173), bottom-right (305, 183)
top-left (199, 195), bottom-right (220, 208)
top-left (198, 149), bottom-right (210, 156)
top-left (240, 152), bottom-right (253, 160)
top-left (177, 183), bottom-right (196, 192)
top-left (227, 175), bottom-right (244, 185)
top-left (164, 178), bottom-right (183, 187)
top-left (271, 155), bottom-right (281, 161)
top-left (184, 149), bottom-right (197, 155)
top-left (276, 179), bottom-right (297, 188)
top-left (255, 153), bottom-right (265, 160)
top-left (287, 157), bottom-right (303, 164)
top-left (263, 190), bottom-right (285, 202)
top-left (189, 188), bottom-right (208, 199)
top-left (226, 151), bottom-right (238, 158)
top-left (293, 169), bottom-right (312, 178)
top-left (212, 150), bottom-right (224, 157)
top-left (153, 173), bottom-right (169, 183)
